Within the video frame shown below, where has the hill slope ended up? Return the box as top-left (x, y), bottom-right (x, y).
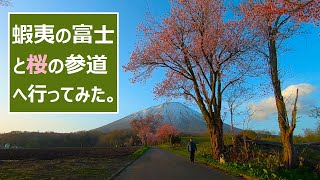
top-left (94, 102), bottom-right (241, 134)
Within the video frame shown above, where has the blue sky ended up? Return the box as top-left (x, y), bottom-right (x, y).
top-left (0, 0), bottom-right (319, 135)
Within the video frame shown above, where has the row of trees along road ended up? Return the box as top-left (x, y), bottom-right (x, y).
top-left (130, 115), bottom-right (180, 146)
top-left (124, 0), bottom-right (319, 169)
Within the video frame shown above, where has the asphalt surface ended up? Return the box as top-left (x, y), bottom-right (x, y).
top-left (115, 147), bottom-right (238, 180)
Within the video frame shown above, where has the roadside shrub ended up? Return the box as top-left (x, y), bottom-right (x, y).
top-left (170, 135), bottom-right (181, 145)
top-left (197, 142), bottom-right (211, 156)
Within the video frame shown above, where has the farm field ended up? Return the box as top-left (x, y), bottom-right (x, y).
top-left (0, 147), bottom-right (140, 179)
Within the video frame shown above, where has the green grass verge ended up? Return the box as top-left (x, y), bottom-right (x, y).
top-left (130, 146), bottom-right (150, 159)
top-left (159, 144), bottom-right (318, 180)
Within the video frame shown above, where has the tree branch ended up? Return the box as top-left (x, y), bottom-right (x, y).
top-left (290, 89), bottom-right (299, 133)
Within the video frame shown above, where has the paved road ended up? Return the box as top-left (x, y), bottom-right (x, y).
top-left (116, 147), bottom-right (238, 180)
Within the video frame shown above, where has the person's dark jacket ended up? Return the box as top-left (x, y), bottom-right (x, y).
top-left (187, 141), bottom-right (197, 152)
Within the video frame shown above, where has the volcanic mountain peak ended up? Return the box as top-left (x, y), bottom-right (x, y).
top-left (94, 102), bottom-right (241, 134)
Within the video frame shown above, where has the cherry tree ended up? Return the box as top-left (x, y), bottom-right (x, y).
top-left (125, 0), bottom-right (260, 159)
top-left (130, 115), bottom-right (160, 146)
top-left (156, 124), bottom-right (179, 143)
top-left (146, 133), bottom-right (157, 145)
top-left (240, 0), bottom-right (319, 169)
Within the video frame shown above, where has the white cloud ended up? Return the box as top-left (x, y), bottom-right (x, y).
top-left (251, 83), bottom-right (316, 120)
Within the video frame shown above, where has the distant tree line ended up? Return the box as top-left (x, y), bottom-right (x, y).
top-left (0, 130), bottom-right (140, 148)
top-left (0, 118), bottom-right (196, 148)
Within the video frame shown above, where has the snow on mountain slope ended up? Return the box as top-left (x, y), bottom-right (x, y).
top-left (93, 102), bottom-right (241, 133)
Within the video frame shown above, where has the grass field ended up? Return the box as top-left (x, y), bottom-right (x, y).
top-left (0, 147), bottom-right (147, 179)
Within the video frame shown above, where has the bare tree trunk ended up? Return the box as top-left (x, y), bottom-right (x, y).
top-left (206, 115), bottom-right (224, 159)
top-left (282, 131), bottom-right (295, 168)
top-left (268, 36), bottom-right (298, 169)
top-left (242, 133), bottom-right (249, 161)
top-left (230, 106), bottom-right (235, 144)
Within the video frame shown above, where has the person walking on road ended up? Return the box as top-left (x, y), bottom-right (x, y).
top-left (187, 138), bottom-right (197, 163)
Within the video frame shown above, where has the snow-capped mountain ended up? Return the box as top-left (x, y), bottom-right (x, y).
top-left (94, 102), bottom-right (241, 133)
